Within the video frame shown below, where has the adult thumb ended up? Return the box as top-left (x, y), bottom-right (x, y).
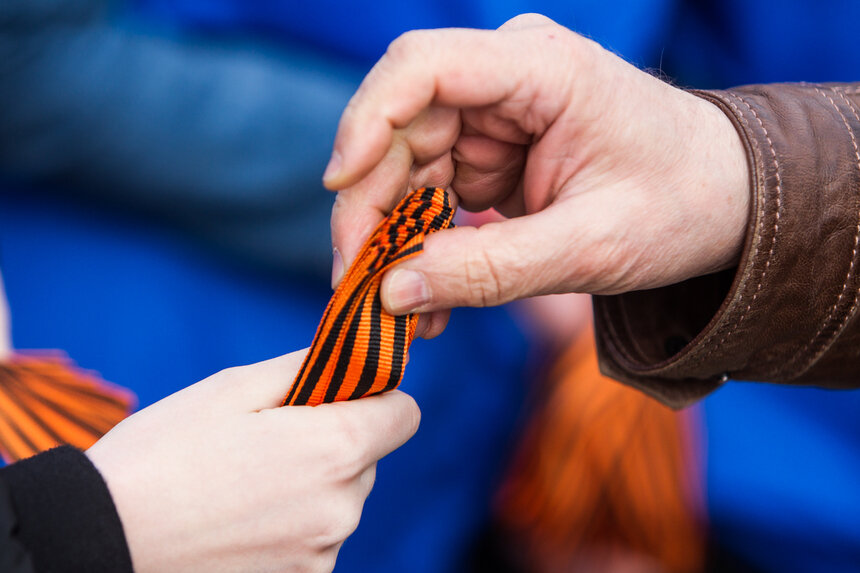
top-left (380, 211), bottom-right (570, 313)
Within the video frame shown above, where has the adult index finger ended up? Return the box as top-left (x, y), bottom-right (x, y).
top-left (323, 27), bottom-right (522, 191)
top-left (330, 124), bottom-right (460, 288)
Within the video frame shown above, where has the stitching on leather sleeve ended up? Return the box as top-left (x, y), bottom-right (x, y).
top-left (692, 94), bottom-right (781, 368)
top-left (786, 87), bottom-right (860, 377)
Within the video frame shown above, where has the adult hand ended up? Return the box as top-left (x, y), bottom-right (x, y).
top-left (87, 350), bottom-right (420, 573)
top-left (326, 13), bottom-right (749, 333)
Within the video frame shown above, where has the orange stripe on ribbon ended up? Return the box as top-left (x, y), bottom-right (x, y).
top-left (283, 187), bottom-right (454, 406)
top-left (0, 352), bottom-right (136, 463)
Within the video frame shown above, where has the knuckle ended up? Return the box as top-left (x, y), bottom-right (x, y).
top-left (510, 12), bottom-right (550, 27)
top-left (499, 13), bottom-right (559, 34)
top-left (402, 397), bottom-right (421, 437)
top-left (341, 499), bottom-right (365, 538)
top-left (359, 464), bottom-right (378, 496)
top-left (384, 394), bottom-right (421, 442)
top-left (322, 412), bottom-right (368, 476)
top-left (212, 365), bottom-right (236, 380)
top-left (338, 93), bottom-right (361, 125)
top-left (385, 29), bottom-right (427, 61)
top-left (313, 495), bottom-right (365, 547)
top-left (295, 536), bottom-right (341, 573)
top-left (462, 231), bottom-right (504, 307)
top-left (564, 32), bottom-right (605, 67)
top-left (330, 193), bottom-right (347, 231)
top-left (407, 107), bottom-right (460, 159)
top-left (314, 551), bottom-right (340, 573)
top-left (206, 365), bottom-right (242, 391)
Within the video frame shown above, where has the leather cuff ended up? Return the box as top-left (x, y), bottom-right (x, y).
top-left (594, 82), bottom-right (860, 408)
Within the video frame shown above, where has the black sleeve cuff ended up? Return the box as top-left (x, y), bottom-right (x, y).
top-left (0, 446), bottom-right (134, 573)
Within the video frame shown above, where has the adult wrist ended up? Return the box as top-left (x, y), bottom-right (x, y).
top-left (594, 82), bottom-right (860, 406)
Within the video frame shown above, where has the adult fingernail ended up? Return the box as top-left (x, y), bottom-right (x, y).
top-left (323, 151), bottom-right (342, 184)
top-left (331, 248), bottom-right (344, 289)
top-left (386, 269), bottom-right (430, 313)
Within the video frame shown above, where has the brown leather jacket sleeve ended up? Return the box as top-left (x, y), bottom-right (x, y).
top-left (594, 82), bottom-right (860, 408)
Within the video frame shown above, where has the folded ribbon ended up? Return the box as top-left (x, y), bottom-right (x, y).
top-left (283, 187), bottom-right (454, 406)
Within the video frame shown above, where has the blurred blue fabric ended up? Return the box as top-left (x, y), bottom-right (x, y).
top-left (704, 383), bottom-right (860, 573)
top-left (133, 0), bottom-right (675, 68)
top-left (1, 0), bottom-right (364, 276)
top-left (665, 0), bottom-right (860, 87)
top-left (2, 0), bottom-right (860, 572)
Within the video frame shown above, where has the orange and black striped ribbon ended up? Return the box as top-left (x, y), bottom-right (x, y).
top-left (496, 327), bottom-right (704, 572)
top-left (0, 352), bottom-right (135, 463)
top-left (283, 187), bottom-right (454, 406)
